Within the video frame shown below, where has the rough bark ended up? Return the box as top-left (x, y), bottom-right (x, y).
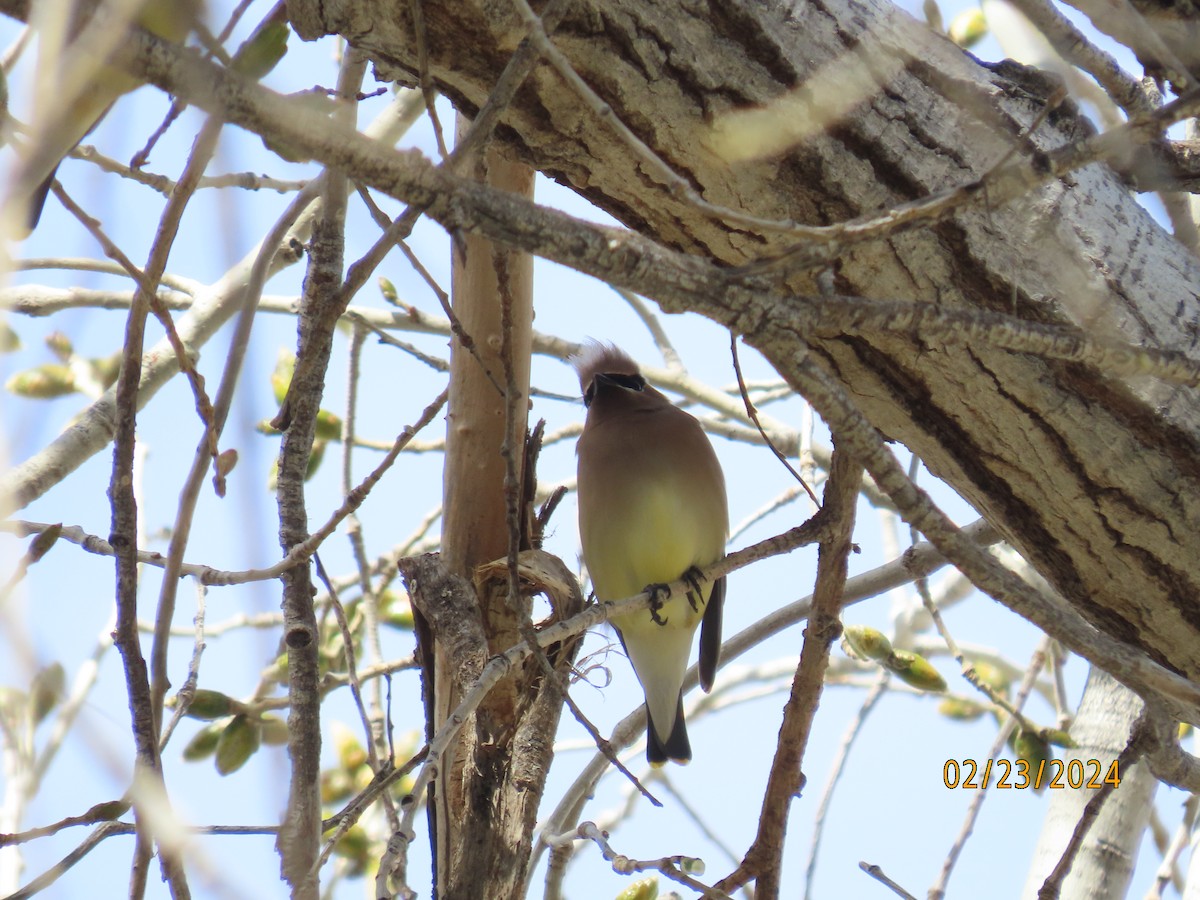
top-left (282, 0), bottom-right (1200, 692)
top-left (273, 53), bottom-right (367, 895)
top-left (274, 181), bottom-right (349, 900)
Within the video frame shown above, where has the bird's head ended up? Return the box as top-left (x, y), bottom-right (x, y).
top-left (570, 341), bottom-right (647, 408)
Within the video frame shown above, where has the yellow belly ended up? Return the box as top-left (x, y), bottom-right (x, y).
top-left (587, 484), bottom-right (702, 588)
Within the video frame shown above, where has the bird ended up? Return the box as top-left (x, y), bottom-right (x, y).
top-left (573, 342), bottom-right (728, 765)
top-left (12, 0), bottom-right (200, 237)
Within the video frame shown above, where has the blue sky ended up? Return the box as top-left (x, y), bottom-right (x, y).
top-left (0, 2), bottom-right (1184, 898)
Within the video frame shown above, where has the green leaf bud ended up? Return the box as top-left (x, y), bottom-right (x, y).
top-left (215, 714), bottom-right (262, 775)
top-left (889, 650), bottom-right (948, 692)
top-left (842, 624), bottom-right (892, 661)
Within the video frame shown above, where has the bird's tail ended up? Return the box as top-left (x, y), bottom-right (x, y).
top-left (646, 692), bottom-right (691, 766)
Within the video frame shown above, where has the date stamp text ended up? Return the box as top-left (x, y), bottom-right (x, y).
top-left (943, 758), bottom-right (1120, 790)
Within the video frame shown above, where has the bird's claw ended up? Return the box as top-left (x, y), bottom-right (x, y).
top-left (646, 582), bottom-right (671, 626)
top-left (682, 566), bottom-right (706, 612)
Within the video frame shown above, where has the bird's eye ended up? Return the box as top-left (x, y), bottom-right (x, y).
top-left (608, 373), bottom-right (645, 391)
top-left (586, 372), bottom-right (644, 406)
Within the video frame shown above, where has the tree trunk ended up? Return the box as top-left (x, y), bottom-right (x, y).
top-left (287, 0), bottom-right (1200, 693)
top-left (411, 125), bottom-right (570, 899)
top-left (1022, 670), bottom-right (1155, 898)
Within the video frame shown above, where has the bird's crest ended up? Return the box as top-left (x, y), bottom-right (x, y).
top-left (569, 341), bottom-right (640, 390)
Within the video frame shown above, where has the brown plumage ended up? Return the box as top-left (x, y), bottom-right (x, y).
top-left (573, 342), bottom-right (728, 765)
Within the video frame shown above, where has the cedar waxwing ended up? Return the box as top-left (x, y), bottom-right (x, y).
top-left (573, 343), bottom-right (728, 765)
top-left (13, 0), bottom-right (200, 236)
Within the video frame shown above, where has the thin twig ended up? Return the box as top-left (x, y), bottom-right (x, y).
top-left (573, 822), bottom-right (734, 899)
top-left (1003, 0), bottom-right (1153, 116)
top-left (213, 389), bottom-right (449, 586)
top-left (1037, 712), bottom-right (1153, 898)
top-left (731, 334), bottom-right (819, 505)
top-left (784, 343), bottom-right (1200, 723)
top-left (157, 579), bottom-right (209, 752)
top-left (336, 319), bottom-right (399, 831)
top-left (313, 555), bottom-right (378, 774)
top-left (717, 447), bottom-right (860, 898)
top-left (51, 183), bottom-right (219, 474)
top-left (929, 640), bottom-right (1049, 899)
top-left (532, 519), bottom-right (1004, 879)
top-left (803, 672), bottom-right (890, 899)
top-left (859, 861), bottom-right (919, 899)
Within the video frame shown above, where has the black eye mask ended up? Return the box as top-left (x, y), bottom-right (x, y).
top-left (585, 372), bottom-right (646, 406)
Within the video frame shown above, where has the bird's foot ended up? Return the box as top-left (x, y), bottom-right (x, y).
top-left (682, 566), bottom-right (707, 612)
top-left (645, 582), bottom-right (671, 625)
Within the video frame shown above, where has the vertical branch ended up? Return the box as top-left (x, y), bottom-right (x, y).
top-left (108, 235), bottom-right (181, 900)
top-left (932, 640), bottom-right (1048, 898)
top-left (151, 175), bottom-right (314, 749)
top-left (339, 321), bottom-right (396, 828)
top-left (103, 33), bottom-right (224, 900)
top-left (147, 115), bottom-right (227, 738)
top-left (803, 671), bottom-right (890, 898)
top-left (429, 112), bottom-right (534, 897)
top-left (718, 445), bottom-right (862, 899)
top-left (274, 49), bottom-right (365, 899)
